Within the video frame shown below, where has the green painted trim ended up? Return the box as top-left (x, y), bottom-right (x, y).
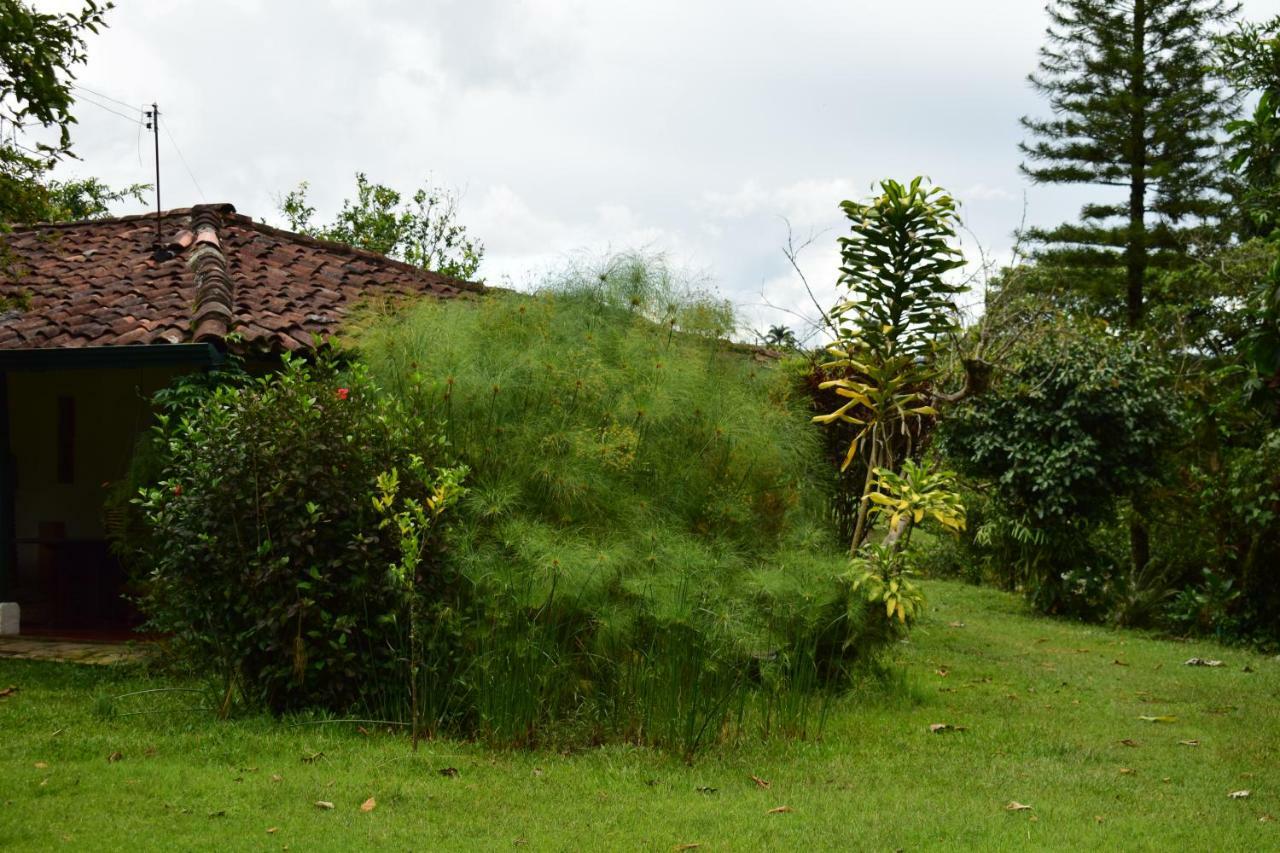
top-left (0, 343), bottom-right (224, 371)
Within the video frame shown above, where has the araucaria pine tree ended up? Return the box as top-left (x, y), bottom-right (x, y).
top-left (1020, 0), bottom-right (1239, 327)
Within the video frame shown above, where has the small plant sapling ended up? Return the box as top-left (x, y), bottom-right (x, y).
top-left (372, 457), bottom-right (467, 750)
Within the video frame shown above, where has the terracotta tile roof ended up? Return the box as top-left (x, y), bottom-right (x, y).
top-left (0, 203), bottom-right (483, 354)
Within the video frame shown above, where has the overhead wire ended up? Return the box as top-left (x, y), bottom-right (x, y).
top-left (70, 84), bottom-right (141, 112)
top-left (73, 91), bottom-right (143, 125)
top-left (7, 138), bottom-right (48, 158)
top-left (63, 84), bottom-right (209, 205)
top-left (160, 116), bottom-right (207, 202)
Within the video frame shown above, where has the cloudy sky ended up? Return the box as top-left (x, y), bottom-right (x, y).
top-left (43, 0), bottom-right (1280, 340)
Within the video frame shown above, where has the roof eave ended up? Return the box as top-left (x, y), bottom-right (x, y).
top-left (0, 342), bottom-right (225, 371)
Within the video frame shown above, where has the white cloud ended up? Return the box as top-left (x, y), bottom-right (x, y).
top-left (47, 0), bottom-right (1280, 336)
top-left (962, 183), bottom-right (1019, 202)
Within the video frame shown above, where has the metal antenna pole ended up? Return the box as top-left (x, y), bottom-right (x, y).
top-left (145, 104), bottom-right (172, 260)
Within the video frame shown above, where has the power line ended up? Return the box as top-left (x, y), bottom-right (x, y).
top-left (5, 137), bottom-right (48, 158)
top-left (160, 116), bottom-right (207, 202)
top-left (71, 83), bottom-right (140, 112)
top-left (74, 91), bottom-right (142, 125)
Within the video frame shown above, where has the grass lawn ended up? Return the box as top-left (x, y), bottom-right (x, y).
top-left (1, 580), bottom-right (1277, 851)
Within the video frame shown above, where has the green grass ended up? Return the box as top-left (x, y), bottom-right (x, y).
top-left (2, 580), bottom-right (1277, 851)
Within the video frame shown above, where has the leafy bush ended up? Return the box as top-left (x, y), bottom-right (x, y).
top-left (938, 318), bottom-right (1173, 615)
top-left (1157, 424), bottom-right (1280, 645)
top-left (135, 356), bottom-right (457, 716)
top-left (129, 255), bottom-right (888, 753)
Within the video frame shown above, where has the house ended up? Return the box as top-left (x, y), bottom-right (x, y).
top-left (0, 203), bottom-right (481, 634)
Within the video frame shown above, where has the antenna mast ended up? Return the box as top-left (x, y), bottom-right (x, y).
top-left (144, 104), bottom-right (172, 260)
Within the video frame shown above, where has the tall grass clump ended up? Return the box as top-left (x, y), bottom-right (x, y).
top-left (357, 253), bottom-right (892, 754)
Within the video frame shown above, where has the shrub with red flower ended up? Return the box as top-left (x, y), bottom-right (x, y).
top-left (136, 355), bottom-right (454, 715)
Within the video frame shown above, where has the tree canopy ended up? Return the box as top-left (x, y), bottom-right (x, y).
top-left (1020, 0), bottom-right (1239, 326)
top-left (279, 173), bottom-right (484, 282)
top-left (1, 0), bottom-right (113, 224)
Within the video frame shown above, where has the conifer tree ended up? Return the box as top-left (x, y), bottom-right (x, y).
top-left (1020, 0), bottom-right (1239, 327)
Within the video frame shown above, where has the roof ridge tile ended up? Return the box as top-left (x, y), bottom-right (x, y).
top-left (188, 206), bottom-right (235, 345)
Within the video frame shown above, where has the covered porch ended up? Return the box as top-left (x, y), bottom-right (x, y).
top-left (0, 344), bottom-right (222, 636)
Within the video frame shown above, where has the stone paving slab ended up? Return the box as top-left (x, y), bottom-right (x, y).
top-left (0, 637), bottom-right (148, 665)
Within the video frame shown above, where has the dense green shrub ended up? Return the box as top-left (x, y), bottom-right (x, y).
top-left (135, 356), bottom-right (457, 716)
top-left (355, 255), bottom-right (890, 750)
top-left (133, 257), bottom-right (890, 753)
top-left (938, 318), bottom-right (1173, 615)
top-left (1155, 420), bottom-right (1280, 645)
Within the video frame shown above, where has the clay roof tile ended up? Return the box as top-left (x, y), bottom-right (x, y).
top-left (0, 204), bottom-right (482, 354)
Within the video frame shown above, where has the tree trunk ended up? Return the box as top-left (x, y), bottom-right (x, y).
top-left (1127, 0), bottom-right (1148, 328)
top-left (849, 447), bottom-right (879, 555)
top-left (1127, 0), bottom-right (1152, 574)
top-left (1129, 504), bottom-right (1151, 575)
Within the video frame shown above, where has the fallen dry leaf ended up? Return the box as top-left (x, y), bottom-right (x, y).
top-left (438, 767), bottom-right (459, 778)
top-left (1118, 739), bottom-right (1140, 747)
top-left (271, 774), bottom-right (283, 783)
top-left (674, 844), bottom-right (701, 851)
top-left (33, 761), bottom-right (48, 769)
top-left (750, 775), bottom-right (771, 789)
top-left (532, 768), bottom-right (543, 778)
top-left (935, 667), bottom-right (950, 677)
top-left (767, 805), bottom-right (794, 814)
top-left (314, 801), bottom-right (335, 810)
top-left (1179, 740), bottom-right (1201, 747)
top-left (0, 686), bottom-right (17, 699)
top-left (1184, 658), bottom-right (1224, 667)
top-left (1119, 768), bottom-right (1135, 775)
top-left (1260, 815), bottom-right (1275, 823)
top-left (106, 751), bottom-right (123, 763)
top-left (1138, 715), bottom-right (1177, 724)
top-left (1229, 790), bottom-right (1252, 800)
top-left (360, 797), bottom-right (376, 813)
top-left (929, 723), bottom-right (968, 734)
top-left (266, 828), bottom-right (278, 834)
top-left (1112, 660), bottom-right (1129, 667)
top-left (948, 622), bottom-right (966, 628)
top-left (1005, 801), bottom-right (1033, 812)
